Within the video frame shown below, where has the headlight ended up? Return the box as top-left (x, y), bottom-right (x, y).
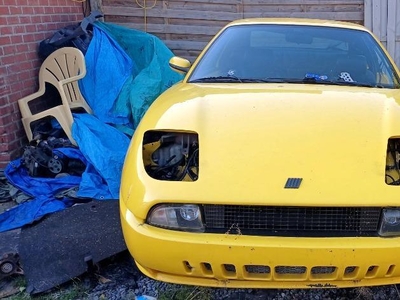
top-left (147, 204), bottom-right (204, 232)
top-left (378, 208), bottom-right (400, 237)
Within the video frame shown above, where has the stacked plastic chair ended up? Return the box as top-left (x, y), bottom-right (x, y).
top-left (18, 47), bottom-right (92, 145)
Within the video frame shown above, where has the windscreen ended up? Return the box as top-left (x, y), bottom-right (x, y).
top-left (188, 24), bottom-right (399, 88)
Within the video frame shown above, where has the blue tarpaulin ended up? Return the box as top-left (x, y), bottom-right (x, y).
top-left (92, 22), bottom-right (183, 135)
top-left (72, 113), bottom-right (130, 200)
top-left (1, 149), bottom-right (86, 232)
top-left (79, 25), bottom-right (137, 126)
top-left (0, 22), bottom-right (183, 232)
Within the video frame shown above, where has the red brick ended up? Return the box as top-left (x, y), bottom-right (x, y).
top-left (36, 23), bottom-right (47, 31)
top-left (0, 36), bottom-right (11, 45)
top-left (16, 53), bottom-right (28, 63)
top-left (0, 26), bottom-right (12, 35)
top-left (3, 0), bottom-right (16, 5)
top-left (10, 35), bottom-right (23, 44)
top-left (18, 71), bottom-right (31, 81)
top-left (0, 85), bottom-right (10, 97)
top-left (0, 6), bottom-right (9, 15)
top-left (1, 55), bottom-right (15, 65)
top-left (1, 115), bottom-right (12, 126)
top-left (3, 44), bottom-right (16, 55)
top-left (18, 16), bottom-right (30, 24)
top-left (8, 64), bottom-right (21, 73)
top-left (34, 32), bottom-right (46, 40)
top-left (44, 6), bottom-right (54, 14)
top-left (12, 25), bottom-right (25, 34)
top-left (24, 24), bottom-right (36, 32)
top-left (0, 105), bottom-right (11, 115)
top-left (46, 23), bottom-right (58, 31)
top-left (22, 34), bottom-right (36, 43)
top-left (9, 6), bottom-right (22, 14)
top-left (15, 43), bottom-right (29, 53)
top-left (26, 50), bottom-right (38, 59)
top-left (21, 6), bottom-right (34, 14)
top-left (33, 6), bottom-right (45, 14)
top-left (6, 16), bottom-right (19, 25)
top-left (30, 15), bottom-right (41, 23)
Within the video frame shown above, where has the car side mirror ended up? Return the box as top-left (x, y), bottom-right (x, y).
top-left (169, 56), bottom-right (191, 74)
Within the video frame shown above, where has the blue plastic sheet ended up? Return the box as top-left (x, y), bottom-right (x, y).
top-left (79, 25), bottom-right (137, 126)
top-left (72, 113), bottom-right (130, 200)
top-left (0, 148), bottom-right (86, 232)
top-left (93, 22), bottom-right (184, 135)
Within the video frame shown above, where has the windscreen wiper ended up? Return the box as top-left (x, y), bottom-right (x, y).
top-left (189, 76), bottom-right (242, 83)
top-left (261, 75), bottom-right (378, 88)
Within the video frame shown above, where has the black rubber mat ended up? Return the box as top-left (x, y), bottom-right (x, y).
top-left (18, 200), bottom-right (127, 294)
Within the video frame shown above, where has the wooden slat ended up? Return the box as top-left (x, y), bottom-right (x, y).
top-left (387, 0), bottom-right (396, 57)
top-left (372, 0), bottom-right (381, 40)
top-left (164, 40), bottom-right (209, 51)
top-left (243, 0), bottom-right (363, 4)
top-left (364, 0), bottom-right (372, 29)
top-left (243, 11), bottom-right (363, 20)
top-left (103, 7), bottom-right (240, 21)
top-left (114, 23), bottom-right (222, 36)
top-left (104, 6), bottom-right (364, 21)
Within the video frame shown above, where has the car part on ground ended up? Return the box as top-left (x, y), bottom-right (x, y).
top-left (0, 252), bottom-right (23, 280)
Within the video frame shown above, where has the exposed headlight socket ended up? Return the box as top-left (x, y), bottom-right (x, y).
top-left (143, 131), bottom-right (199, 182)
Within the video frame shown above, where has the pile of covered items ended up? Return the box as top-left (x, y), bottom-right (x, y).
top-left (0, 21), bottom-right (183, 232)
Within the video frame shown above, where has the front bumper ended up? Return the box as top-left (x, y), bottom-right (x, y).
top-left (121, 200), bottom-right (400, 288)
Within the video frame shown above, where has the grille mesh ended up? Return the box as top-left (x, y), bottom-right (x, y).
top-left (203, 205), bottom-right (381, 237)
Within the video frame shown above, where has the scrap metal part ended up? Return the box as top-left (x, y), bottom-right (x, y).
top-left (0, 252), bottom-right (23, 279)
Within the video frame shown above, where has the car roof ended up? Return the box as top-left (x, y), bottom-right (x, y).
top-left (227, 18), bottom-right (369, 32)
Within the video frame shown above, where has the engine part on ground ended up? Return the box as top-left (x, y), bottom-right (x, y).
top-left (22, 137), bottom-right (85, 178)
top-left (143, 131), bottom-right (199, 181)
top-left (0, 170), bottom-right (12, 203)
top-left (0, 253), bottom-right (23, 280)
top-left (47, 151), bottom-right (68, 175)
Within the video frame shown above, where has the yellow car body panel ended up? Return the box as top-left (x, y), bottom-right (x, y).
top-left (120, 18), bottom-right (400, 288)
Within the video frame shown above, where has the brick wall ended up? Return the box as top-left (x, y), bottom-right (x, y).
top-left (0, 0), bottom-right (84, 169)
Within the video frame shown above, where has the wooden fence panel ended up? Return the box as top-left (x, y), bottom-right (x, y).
top-left (100, 0), bottom-right (364, 62)
top-left (365, 0), bottom-right (400, 67)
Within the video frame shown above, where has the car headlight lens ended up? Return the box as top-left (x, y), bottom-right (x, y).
top-left (378, 208), bottom-right (400, 237)
top-left (147, 204), bottom-right (204, 232)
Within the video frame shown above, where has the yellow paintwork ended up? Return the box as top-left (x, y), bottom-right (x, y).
top-left (120, 18), bottom-right (400, 288)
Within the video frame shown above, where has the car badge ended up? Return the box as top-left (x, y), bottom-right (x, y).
top-left (284, 178), bottom-right (302, 189)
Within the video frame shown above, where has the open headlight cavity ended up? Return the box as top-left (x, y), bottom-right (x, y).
top-left (147, 204), bottom-right (204, 232)
top-left (378, 208), bottom-right (400, 237)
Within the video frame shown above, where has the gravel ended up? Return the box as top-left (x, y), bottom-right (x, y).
top-left (44, 251), bottom-right (400, 300)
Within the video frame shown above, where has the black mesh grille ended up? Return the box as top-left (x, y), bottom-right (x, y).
top-left (203, 205), bottom-right (381, 237)
top-left (311, 266), bottom-right (336, 274)
top-left (245, 265), bottom-right (271, 274)
top-left (275, 266), bottom-right (306, 274)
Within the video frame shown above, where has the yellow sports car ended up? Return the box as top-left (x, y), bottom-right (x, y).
top-left (120, 18), bottom-right (400, 288)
